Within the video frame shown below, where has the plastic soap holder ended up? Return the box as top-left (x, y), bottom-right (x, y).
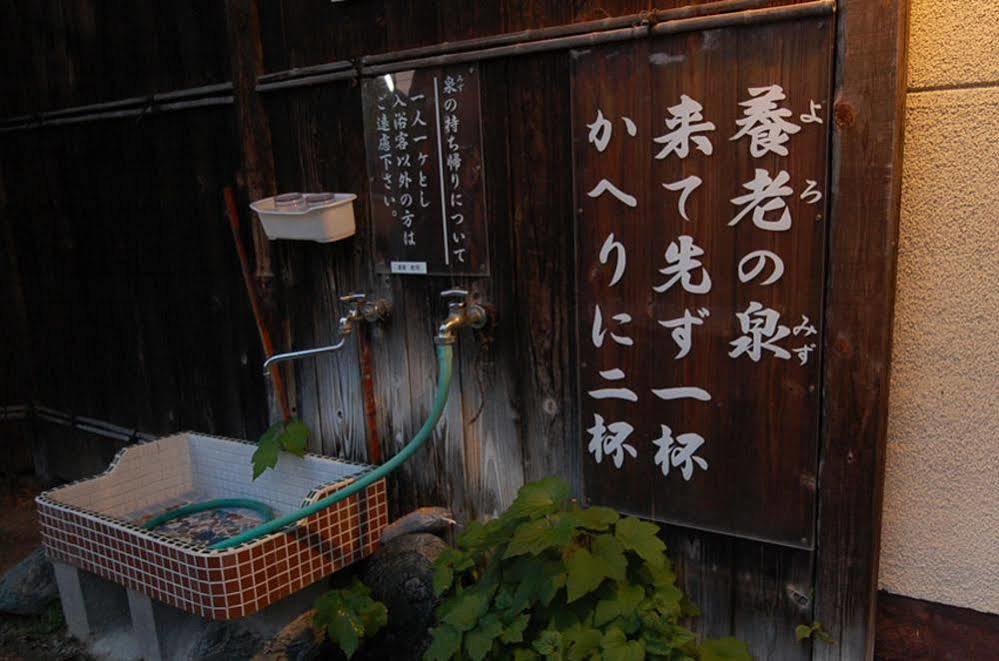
top-left (250, 192), bottom-right (357, 243)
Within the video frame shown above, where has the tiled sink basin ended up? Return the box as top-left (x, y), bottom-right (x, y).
top-left (37, 432), bottom-right (388, 619)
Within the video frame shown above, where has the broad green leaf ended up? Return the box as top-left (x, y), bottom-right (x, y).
top-left (513, 649), bottom-right (540, 661)
top-left (601, 626), bottom-right (646, 661)
top-left (504, 516), bottom-right (575, 558)
top-left (508, 477), bottom-right (570, 520)
top-left (281, 419), bottom-right (310, 456)
top-left (441, 583), bottom-right (493, 632)
top-left (260, 421), bottom-right (283, 446)
top-left (433, 564), bottom-right (453, 597)
top-left (565, 547), bottom-right (608, 602)
top-left (571, 506), bottom-right (620, 531)
top-left (594, 583), bottom-right (645, 627)
top-left (615, 517), bottom-right (667, 568)
top-left (592, 534), bottom-right (628, 582)
top-left (251, 427), bottom-right (281, 480)
top-left (425, 624), bottom-right (462, 661)
top-left (680, 595), bottom-right (701, 617)
top-left (642, 631), bottom-right (675, 656)
top-left (649, 584), bottom-right (684, 619)
top-left (641, 624), bottom-right (697, 655)
top-left (563, 624), bottom-right (603, 661)
top-left (433, 548), bottom-right (473, 596)
top-left (505, 519), bottom-right (557, 558)
top-left (699, 637), bottom-right (752, 660)
top-left (501, 613), bottom-right (530, 644)
top-left (328, 609), bottom-right (362, 659)
top-left (548, 608), bottom-right (579, 631)
top-left (312, 579), bottom-right (386, 658)
top-left (465, 613), bottom-right (504, 661)
top-left (532, 629), bottom-right (563, 657)
top-left (795, 621), bottom-right (834, 644)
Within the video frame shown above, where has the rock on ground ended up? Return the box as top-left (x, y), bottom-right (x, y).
top-left (362, 533), bottom-right (448, 659)
top-left (0, 547), bottom-right (58, 616)
top-left (256, 533), bottom-right (448, 661)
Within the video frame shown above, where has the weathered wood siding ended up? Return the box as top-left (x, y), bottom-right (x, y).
top-left (0, 2), bottom-right (905, 657)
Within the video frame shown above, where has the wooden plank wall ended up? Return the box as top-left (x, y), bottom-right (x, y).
top-left (0, 1), bottom-right (902, 658)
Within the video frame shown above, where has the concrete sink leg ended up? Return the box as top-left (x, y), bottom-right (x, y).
top-left (127, 588), bottom-right (190, 661)
top-left (52, 560), bottom-right (129, 641)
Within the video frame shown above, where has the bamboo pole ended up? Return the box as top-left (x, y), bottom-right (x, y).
top-left (223, 187), bottom-right (293, 422)
top-left (359, 0), bottom-right (777, 68)
top-left (362, 0), bottom-right (834, 75)
top-left (0, 0), bottom-right (835, 131)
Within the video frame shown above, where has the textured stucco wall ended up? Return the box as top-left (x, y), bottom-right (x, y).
top-left (878, 0), bottom-right (999, 615)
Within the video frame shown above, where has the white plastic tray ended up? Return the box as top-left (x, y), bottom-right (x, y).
top-left (250, 192), bottom-right (357, 243)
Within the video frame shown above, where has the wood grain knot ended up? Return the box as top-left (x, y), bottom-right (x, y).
top-left (834, 101), bottom-right (856, 129)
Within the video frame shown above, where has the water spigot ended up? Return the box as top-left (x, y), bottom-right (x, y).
top-left (263, 292), bottom-right (391, 373)
top-left (435, 289), bottom-right (488, 345)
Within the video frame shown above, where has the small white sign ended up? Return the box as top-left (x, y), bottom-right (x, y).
top-left (390, 261), bottom-right (428, 275)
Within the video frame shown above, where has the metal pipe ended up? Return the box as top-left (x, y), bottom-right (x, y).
top-left (209, 343), bottom-right (455, 550)
top-left (24, 404), bottom-right (155, 442)
top-left (262, 337), bottom-right (348, 372)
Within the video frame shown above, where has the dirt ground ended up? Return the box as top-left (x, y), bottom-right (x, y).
top-left (0, 480), bottom-right (91, 661)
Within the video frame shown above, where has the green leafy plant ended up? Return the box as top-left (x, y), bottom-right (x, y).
top-left (313, 578), bottom-right (389, 658)
top-left (795, 621), bottom-right (833, 644)
top-left (427, 477), bottom-right (751, 661)
top-left (252, 418), bottom-right (310, 479)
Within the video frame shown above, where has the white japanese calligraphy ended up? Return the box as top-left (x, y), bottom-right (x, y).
top-left (800, 179), bottom-right (823, 204)
top-left (793, 343), bottom-right (816, 365)
top-left (588, 179), bottom-right (638, 208)
top-left (653, 235), bottom-right (712, 294)
top-left (592, 305), bottom-right (633, 348)
top-left (662, 175), bottom-right (703, 222)
top-left (650, 387), bottom-right (712, 401)
top-left (800, 100), bottom-right (824, 124)
top-left (729, 301), bottom-right (791, 361)
top-left (654, 94), bottom-right (716, 159)
top-left (587, 414), bottom-right (637, 468)
top-left (730, 168), bottom-right (793, 231)
top-left (599, 233), bottom-right (626, 286)
top-left (658, 308), bottom-right (709, 359)
top-left (737, 250), bottom-right (785, 286)
top-left (731, 84), bottom-right (801, 157)
top-left (587, 368), bottom-right (638, 402)
top-left (653, 426), bottom-right (708, 480)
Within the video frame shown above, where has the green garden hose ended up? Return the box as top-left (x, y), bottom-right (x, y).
top-left (141, 498), bottom-right (275, 531)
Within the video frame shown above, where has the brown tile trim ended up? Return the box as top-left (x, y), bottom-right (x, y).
top-left (37, 441), bottom-right (388, 620)
top-left (875, 590), bottom-right (999, 661)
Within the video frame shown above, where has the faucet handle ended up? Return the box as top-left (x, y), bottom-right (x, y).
top-left (339, 292), bottom-right (368, 305)
top-left (440, 288), bottom-right (470, 309)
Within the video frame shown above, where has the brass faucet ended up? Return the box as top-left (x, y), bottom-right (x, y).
top-left (263, 293), bottom-right (390, 372)
top-left (435, 289), bottom-right (488, 345)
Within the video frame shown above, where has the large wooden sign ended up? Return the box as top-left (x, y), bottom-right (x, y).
top-left (573, 16), bottom-right (834, 548)
top-left (362, 64), bottom-right (488, 276)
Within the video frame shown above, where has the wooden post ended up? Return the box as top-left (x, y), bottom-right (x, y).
top-left (815, 0), bottom-right (910, 658)
top-left (223, 0), bottom-right (287, 424)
